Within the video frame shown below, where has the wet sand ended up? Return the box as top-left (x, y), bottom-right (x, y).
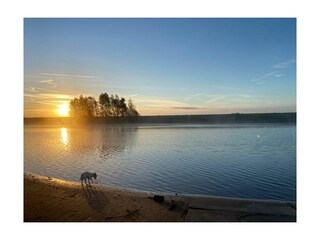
top-left (24, 173), bottom-right (296, 222)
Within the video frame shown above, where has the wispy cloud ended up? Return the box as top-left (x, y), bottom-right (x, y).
top-left (205, 95), bottom-right (228, 104)
top-left (171, 107), bottom-right (201, 110)
top-left (41, 73), bottom-right (98, 79)
top-left (250, 59), bottom-right (295, 84)
top-left (24, 95), bottom-right (59, 107)
top-left (273, 59), bottom-right (296, 69)
top-left (24, 93), bottom-right (73, 100)
top-left (251, 71), bottom-right (278, 83)
top-left (39, 93), bottom-right (73, 100)
top-left (134, 97), bottom-right (187, 108)
top-left (39, 79), bottom-right (57, 88)
top-left (26, 86), bottom-right (57, 93)
top-left (275, 74), bottom-right (284, 78)
top-left (273, 59), bottom-right (295, 69)
top-left (183, 93), bottom-right (206, 102)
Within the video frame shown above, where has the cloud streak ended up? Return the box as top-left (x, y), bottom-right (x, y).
top-left (273, 59), bottom-right (295, 69)
top-left (27, 86), bottom-right (57, 93)
top-left (24, 93), bottom-right (73, 101)
top-left (39, 79), bottom-right (57, 88)
top-left (41, 73), bottom-right (98, 79)
top-left (183, 93), bottom-right (206, 102)
top-left (171, 107), bottom-right (201, 110)
top-left (251, 71), bottom-right (278, 83)
top-left (275, 74), bottom-right (284, 78)
top-left (250, 59), bottom-right (295, 84)
top-left (205, 95), bottom-right (228, 104)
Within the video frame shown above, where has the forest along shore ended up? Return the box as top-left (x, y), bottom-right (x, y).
top-left (24, 173), bottom-right (296, 222)
top-left (24, 112), bottom-right (296, 125)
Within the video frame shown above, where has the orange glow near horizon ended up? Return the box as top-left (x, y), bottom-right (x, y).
top-left (56, 102), bottom-right (69, 117)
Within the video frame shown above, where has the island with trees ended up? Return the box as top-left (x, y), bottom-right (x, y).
top-left (24, 92), bottom-right (296, 125)
top-left (69, 93), bottom-right (139, 119)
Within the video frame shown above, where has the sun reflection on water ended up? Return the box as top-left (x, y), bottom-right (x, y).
top-left (61, 127), bottom-right (69, 146)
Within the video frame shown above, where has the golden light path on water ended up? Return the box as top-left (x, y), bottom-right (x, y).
top-left (61, 127), bottom-right (69, 146)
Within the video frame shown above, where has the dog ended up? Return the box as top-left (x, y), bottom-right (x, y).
top-left (80, 172), bottom-right (97, 185)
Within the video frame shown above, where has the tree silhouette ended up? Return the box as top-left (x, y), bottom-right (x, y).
top-left (99, 92), bottom-right (111, 117)
top-left (127, 98), bottom-right (139, 117)
top-left (69, 95), bottom-right (98, 118)
top-left (110, 94), bottom-right (120, 116)
top-left (70, 93), bottom-right (139, 119)
top-left (119, 97), bottom-right (128, 117)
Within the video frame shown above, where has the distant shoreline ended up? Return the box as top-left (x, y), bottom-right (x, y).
top-left (24, 112), bottom-right (296, 125)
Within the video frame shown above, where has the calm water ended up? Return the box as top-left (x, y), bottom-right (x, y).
top-left (24, 124), bottom-right (296, 201)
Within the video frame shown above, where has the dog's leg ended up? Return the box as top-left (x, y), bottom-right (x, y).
top-left (87, 178), bottom-right (91, 186)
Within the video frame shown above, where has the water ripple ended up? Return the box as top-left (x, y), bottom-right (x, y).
top-left (24, 124), bottom-right (296, 201)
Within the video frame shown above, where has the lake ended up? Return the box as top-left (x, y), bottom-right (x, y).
top-left (24, 124), bottom-right (296, 201)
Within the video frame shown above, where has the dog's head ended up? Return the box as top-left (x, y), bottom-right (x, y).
top-left (93, 173), bottom-right (97, 179)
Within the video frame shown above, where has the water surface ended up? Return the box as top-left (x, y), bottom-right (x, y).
top-left (24, 124), bottom-right (296, 201)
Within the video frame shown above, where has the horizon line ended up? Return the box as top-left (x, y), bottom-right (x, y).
top-left (24, 112), bottom-right (297, 119)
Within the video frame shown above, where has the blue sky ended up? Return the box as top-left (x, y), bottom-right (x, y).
top-left (24, 18), bottom-right (296, 117)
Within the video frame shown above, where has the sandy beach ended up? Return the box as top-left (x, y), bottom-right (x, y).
top-left (24, 173), bottom-right (296, 222)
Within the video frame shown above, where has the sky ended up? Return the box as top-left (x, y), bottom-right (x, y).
top-left (24, 18), bottom-right (296, 117)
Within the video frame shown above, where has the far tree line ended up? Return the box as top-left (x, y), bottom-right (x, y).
top-left (69, 93), bottom-right (139, 118)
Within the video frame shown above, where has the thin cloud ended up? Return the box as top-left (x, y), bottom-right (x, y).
top-left (275, 74), bottom-right (284, 78)
top-left (251, 71), bottom-right (278, 83)
top-left (183, 93), bottom-right (206, 102)
top-left (24, 93), bottom-right (74, 111)
top-left (171, 107), bottom-right (201, 110)
top-left (134, 96), bottom-right (193, 110)
top-left (24, 93), bottom-right (73, 100)
top-left (250, 59), bottom-right (295, 84)
top-left (27, 86), bottom-right (57, 93)
top-left (38, 93), bottom-right (73, 100)
top-left (25, 97), bottom-right (57, 106)
top-left (205, 95), bottom-right (227, 104)
top-left (273, 59), bottom-right (295, 69)
top-left (39, 79), bottom-right (57, 88)
top-left (41, 73), bottom-right (98, 79)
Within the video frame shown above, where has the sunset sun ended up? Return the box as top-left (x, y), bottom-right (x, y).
top-left (56, 102), bottom-right (69, 116)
